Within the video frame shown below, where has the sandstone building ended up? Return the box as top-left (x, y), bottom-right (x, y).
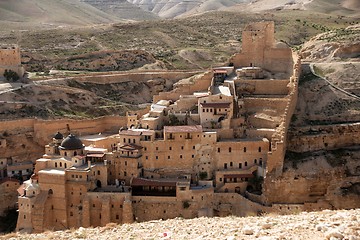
top-left (0, 45), bottom-right (24, 79)
top-left (16, 21), bottom-right (305, 233)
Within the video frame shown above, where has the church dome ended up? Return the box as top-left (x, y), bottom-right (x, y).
top-left (53, 131), bottom-right (64, 140)
top-left (59, 134), bottom-right (84, 150)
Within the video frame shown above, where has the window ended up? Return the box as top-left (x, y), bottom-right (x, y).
top-left (144, 147), bottom-right (147, 151)
top-left (156, 147), bottom-right (159, 151)
top-left (239, 163), bottom-right (242, 168)
top-left (55, 163), bottom-right (57, 168)
top-left (220, 178), bottom-right (222, 182)
top-left (60, 162), bottom-right (62, 167)
top-left (125, 161), bottom-right (127, 166)
top-left (70, 212), bottom-right (73, 216)
top-left (116, 214), bottom-right (119, 220)
top-left (254, 159), bottom-right (257, 164)
top-left (258, 147), bottom-right (261, 152)
top-left (224, 163), bottom-right (227, 169)
top-left (97, 170), bottom-right (100, 175)
top-left (230, 162), bottom-right (233, 167)
top-left (192, 155), bottom-right (194, 158)
top-left (229, 147), bottom-right (231, 153)
top-left (244, 147), bottom-right (247, 152)
top-left (156, 156), bottom-right (158, 160)
top-left (218, 148), bottom-right (220, 153)
top-left (245, 161), bottom-right (248, 167)
top-left (169, 147), bottom-right (172, 150)
top-left (124, 171), bottom-right (127, 176)
top-left (146, 156), bottom-right (148, 160)
top-left (181, 146), bottom-right (184, 150)
top-left (202, 109), bottom-right (205, 112)
top-left (123, 138), bottom-right (125, 143)
top-left (180, 155), bottom-right (182, 159)
top-left (168, 156), bottom-right (170, 159)
top-left (192, 146), bottom-right (195, 150)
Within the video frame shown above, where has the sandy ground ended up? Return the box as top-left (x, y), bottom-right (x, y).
top-left (2, 209), bottom-right (359, 240)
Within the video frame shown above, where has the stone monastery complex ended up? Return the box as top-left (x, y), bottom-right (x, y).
top-left (15, 21), bottom-right (306, 232)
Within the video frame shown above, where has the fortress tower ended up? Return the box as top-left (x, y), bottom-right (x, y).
top-left (0, 45), bottom-right (24, 79)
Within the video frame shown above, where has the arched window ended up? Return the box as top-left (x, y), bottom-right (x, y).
top-left (55, 162), bottom-right (57, 168)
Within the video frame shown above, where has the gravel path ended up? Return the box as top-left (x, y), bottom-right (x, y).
top-left (2, 209), bottom-right (359, 240)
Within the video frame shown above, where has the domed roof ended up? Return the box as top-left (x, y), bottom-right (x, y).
top-left (53, 131), bottom-right (64, 140)
top-left (59, 134), bottom-right (84, 150)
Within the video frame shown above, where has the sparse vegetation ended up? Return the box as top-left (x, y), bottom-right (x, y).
top-left (3, 69), bottom-right (19, 82)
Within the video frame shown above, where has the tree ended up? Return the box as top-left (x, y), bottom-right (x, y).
top-left (3, 69), bottom-right (20, 82)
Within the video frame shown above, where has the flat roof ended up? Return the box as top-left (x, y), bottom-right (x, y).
top-left (119, 144), bottom-right (143, 151)
top-left (80, 133), bottom-right (114, 141)
top-left (200, 102), bottom-right (231, 108)
top-left (38, 169), bottom-right (65, 175)
top-left (224, 174), bottom-right (254, 178)
top-left (213, 86), bottom-right (231, 96)
top-left (119, 129), bottom-right (155, 136)
top-left (164, 125), bottom-right (203, 133)
top-left (85, 146), bottom-right (108, 152)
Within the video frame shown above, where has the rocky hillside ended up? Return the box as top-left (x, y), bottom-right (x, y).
top-left (2, 209), bottom-right (359, 239)
top-left (23, 50), bottom-right (157, 72)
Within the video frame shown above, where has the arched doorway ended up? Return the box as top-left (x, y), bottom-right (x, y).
top-left (96, 180), bottom-right (102, 188)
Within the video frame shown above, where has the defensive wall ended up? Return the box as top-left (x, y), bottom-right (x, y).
top-left (0, 116), bottom-right (127, 146)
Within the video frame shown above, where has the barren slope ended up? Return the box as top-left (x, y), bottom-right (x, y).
top-left (0, 0), bottom-right (121, 29)
top-left (2, 209), bottom-right (360, 239)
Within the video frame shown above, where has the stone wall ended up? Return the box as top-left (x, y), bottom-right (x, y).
top-left (0, 116), bottom-right (126, 147)
top-left (153, 72), bottom-right (212, 102)
top-left (0, 179), bottom-right (20, 216)
top-left (236, 79), bottom-right (289, 95)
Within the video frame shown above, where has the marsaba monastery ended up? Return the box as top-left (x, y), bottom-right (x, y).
top-left (16, 21), bottom-right (306, 233)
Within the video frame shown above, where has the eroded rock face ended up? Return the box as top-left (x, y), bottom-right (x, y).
top-left (300, 24), bottom-right (360, 62)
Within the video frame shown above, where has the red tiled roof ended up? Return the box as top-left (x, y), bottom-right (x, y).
top-left (164, 125), bottom-right (203, 133)
top-left (224, 174), bottom-right (254, 179)
top-left (131, 178), bottom-right (177, 187)
top-left (200, 102), bottom-right (231, 108)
